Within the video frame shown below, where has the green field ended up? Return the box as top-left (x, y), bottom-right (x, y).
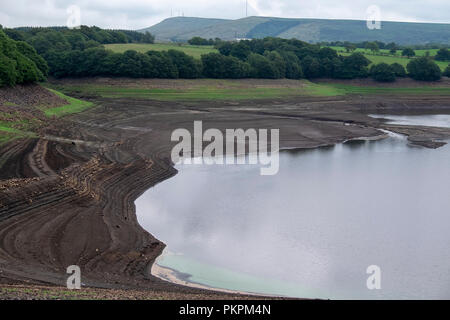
top-left (46, 80), bottom-right (346, 101)
top-left (43, 89), bottom-right (94, 117)
top-left (0, 118), bottom-right (38, 145)
top-left (324, 83), bottom-right (450, 95)
top-left (331, 46), bottom-right (449, 71)
top-left (104, 43), bottom-right (217, 59)
top-left (46, 79), bottom-right (450, 102)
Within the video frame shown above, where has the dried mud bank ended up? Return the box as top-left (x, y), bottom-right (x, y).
top-left (1, 83), bottom-right (450, 298)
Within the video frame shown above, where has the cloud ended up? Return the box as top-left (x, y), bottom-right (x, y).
top-left (0, 0), bottom-right (448, 30)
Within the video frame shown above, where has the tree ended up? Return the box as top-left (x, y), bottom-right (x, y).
top-left (28, 31), bottom-right (72, 55)
top-left (65, 32), bottom-right (87, 50)
top-left (216, 42), bottom-right (232, 56)
top-left (116, 50), bottom-right (144, 77)
top-left (167, 50), bottom-right (201, 78)
top-left (279, 51), bottom-right (303, 79)
top-left (344, 43), bottom-right (356, 53)
top-left (0, 53), bottom-right (17, 86)
top-left (201, 53), bottom-right (250, 78)
top-left (407, 57), bottom-right (441, 81)
top-left (385, 42), bottom-right (397, 50)
top-left (0, 29), bottom-right (43, 86)
top-left (370, 63), bottom-right (396, 82)
top-left (318, 47), bottom-right (338, 60)
top-left (188, 37), bottom-right (210, 46)
top-left (247, 53), bottom-right (278, 79)
top-left (4, 28), bottom-right (26, 41)
top-left (301, 56), bottom-right (321, 78)
top-left (443, 65), bottom-right (450, 77)
top-left (435, 48), bottom-right (450, 61)
top-left (146, 51), bottom-right (178, 78)
top-left (264, 51), bottom-right (286, 78)
top-left (390, 63), bottom-right (406, 77)
top-left (334, 53), bottom-right (370, 79)
top-left (402, 48), bottom-right (416, 58)
top-left (142, 32), bottom-right (155, 44)
top-left (365, 42), bottom-right (379, 53)
top-left (230, 42), bottom-right (251, 60)
top-left (15, 41), bottom-right (48, 77)
top-left (389, 48), bottom-right (397, 55)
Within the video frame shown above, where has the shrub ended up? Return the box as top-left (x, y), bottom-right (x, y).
top-left (443, 65), bottom-right (450, 77)
top-left (247, 53), bottom-right (279, 79)
top-left (435, 48), bottom-right (450, 61)
top-left (390, 63), bottom-right (406, 77)
top-left (370, 63), bottom-right (396, 82)
top-left (167, 50), bottom-right (201, 79)
top-left (402, 48), bottom-right (416, 58)
top-left (201, 53), bottom-right (250, 78)
top-left (407, 57), bottom-right (441, 81)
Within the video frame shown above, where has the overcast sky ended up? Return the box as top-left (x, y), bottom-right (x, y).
top-left (1, 0), bottom-right (449, 30)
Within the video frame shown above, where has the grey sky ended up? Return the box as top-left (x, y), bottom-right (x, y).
top-left (0, 0), bottom-right (449, 30)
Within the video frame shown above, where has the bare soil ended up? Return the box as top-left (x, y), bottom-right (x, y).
top-left (0, 79), bottom-right (449, 299)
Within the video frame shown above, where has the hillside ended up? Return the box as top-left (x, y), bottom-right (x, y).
top-left (141, 16), bottom-right (450, 45)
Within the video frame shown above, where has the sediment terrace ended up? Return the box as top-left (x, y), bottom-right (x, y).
top-left (1, 79), bottom-right (449, 298)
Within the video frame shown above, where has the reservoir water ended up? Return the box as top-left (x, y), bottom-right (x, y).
top-left (136, 115), bottom-right (450, 299)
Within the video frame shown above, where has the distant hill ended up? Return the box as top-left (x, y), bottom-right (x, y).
top-left (141, 16), bottom-right (450, 45)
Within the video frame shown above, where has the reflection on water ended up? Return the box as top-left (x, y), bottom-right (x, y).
top-left (136, 120), bottom-right (450, 299)
top-left (370, 114), bottom-right (450, 128)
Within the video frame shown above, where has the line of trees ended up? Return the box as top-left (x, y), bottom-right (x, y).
top-left (369, 58), bottom-right (444, 82)
top-left (39, 37), bottom-right (377, 80)
top-left (42, 36), bottom-right (446, 82)
top-left (7, 26), bottom-right (154, 44)
top-left (319, 40), bottom-right (448, 51)
top-left (188, 37), bottom-right (222, 46)
top-left (3, 26), bottom-right (154, 57)
top-left (1, 26), bottom-right (448, 86)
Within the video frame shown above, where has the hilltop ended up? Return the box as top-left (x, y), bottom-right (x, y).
top-left (141, 16), bottom-right (450, 45)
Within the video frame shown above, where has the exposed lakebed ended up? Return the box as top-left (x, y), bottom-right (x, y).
top-left (136, 115), bottom-right (450, 299)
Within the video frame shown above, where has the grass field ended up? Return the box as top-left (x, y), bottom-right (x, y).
top-left (43, 89), bottom-right (94, 117)
top-left (324, 83), bottom-right (450, 95)
top-left (0, 119), bottom-right (38, 145)
top-left (331, 46), bottom-right (449, 71)
top-left (46, 79), bottom-right (450, 102)
top-left (104, 43), bottom-right (217, 59)
top-left (46, 80), bottom-right (346, 101)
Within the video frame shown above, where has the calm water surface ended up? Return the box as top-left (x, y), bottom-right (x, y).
top-left (369, 114), bottom-right (450, 128)
top-left (136, 115), bottom-right (450, 299)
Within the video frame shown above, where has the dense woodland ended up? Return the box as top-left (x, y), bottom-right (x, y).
top-left (0, 26), bottom-right (449, 87)
top-left (0, 29), bottom-right (48, 86)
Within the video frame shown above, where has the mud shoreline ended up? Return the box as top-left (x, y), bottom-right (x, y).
top-left (1, 79), bottom-right (450, 299)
